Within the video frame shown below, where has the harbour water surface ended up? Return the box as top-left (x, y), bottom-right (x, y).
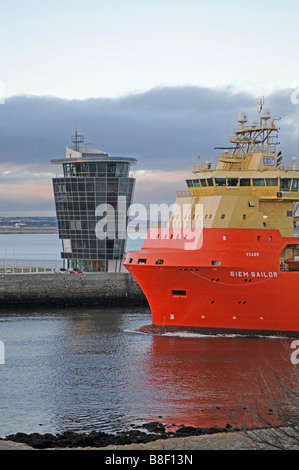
top-left (0, 234), bottom-right (297, 438)
top-left (0, 306), bottom-right (296, 438)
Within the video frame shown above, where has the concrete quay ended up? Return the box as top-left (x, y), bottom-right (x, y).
top-left (0, 272), bottom-right (147, 309)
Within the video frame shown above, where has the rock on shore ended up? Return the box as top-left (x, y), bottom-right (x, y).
top-left (5, 422), bottom-right (239, 449)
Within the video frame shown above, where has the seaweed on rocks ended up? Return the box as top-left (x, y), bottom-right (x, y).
top-left (5, 422), bottom-right (239, 449)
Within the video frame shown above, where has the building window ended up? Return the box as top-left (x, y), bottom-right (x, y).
top-left (220, 214), bottom-right (225, 219)
top-left (107, 163), bottom-right (116, 175)
top-left (70, 220), bottom-right (82, 230)
top-left (286, 211), bottom-right (293, 217)
top-left (62, 239), bottom-right (72, 253)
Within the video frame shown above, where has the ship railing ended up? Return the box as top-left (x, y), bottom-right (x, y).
top-left (281, 164), bottom-right (299, 171)
top-left (192, 163), bottom-right (217, 172)
top-left (176, 190), bottom-right (190, 197)
top-left (147, 221), bottom-right (168, 228)
top-left (216, 152), bottom-right (242, 159)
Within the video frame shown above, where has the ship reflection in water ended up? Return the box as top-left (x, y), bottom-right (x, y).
top-left (0, 307), bottom-right (296, 437)
top-left (144, 333), bottom-right (294, 429)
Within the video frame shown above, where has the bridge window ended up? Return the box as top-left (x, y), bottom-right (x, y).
top-left (253, 178), bottom-right (265, 186)
top-left (265, 178), bottom-right (278, 186)
top-left (186, 180), bottom-right (194, 187)
top-left (193, 179), bottom-right (200, 187)
top-left (240, 178), bottom-right (251, 186)
top-left (137, 258), bottom-right (147, 264)
top-left (291, 179), bottom-right (299, 191)
top-left (227, 178), bottom-right (239, 187)
top-left (215, 178), bottom-right (226, 186)
top-left (280, 178), bottom-right (292, 191)
top-left (207, 178), bottom-right (214, 186)
top-left (155, 259), bottom-right (164, 265)
top-left (200, 179), bottom-right (207, 187)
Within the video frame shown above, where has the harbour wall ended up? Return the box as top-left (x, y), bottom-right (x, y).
top-left (0, 272), bottom-right (148, 309)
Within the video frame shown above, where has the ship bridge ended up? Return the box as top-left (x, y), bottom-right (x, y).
top-left (172, 102), bottom-right (299, 237)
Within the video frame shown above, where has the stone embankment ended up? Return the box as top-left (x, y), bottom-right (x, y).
top-left (0, 272), bottom-right (147, 308)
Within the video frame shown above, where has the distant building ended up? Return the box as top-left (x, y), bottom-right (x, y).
top-left (51, 132), bottom-right (137, 272)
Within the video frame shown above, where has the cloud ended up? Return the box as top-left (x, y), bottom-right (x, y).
top-left (133, 168), bottom-right (191, 207)
top-left (0, 181), bottom-right (55, 216)
top-left (0, 85), bottom-right (298, 214)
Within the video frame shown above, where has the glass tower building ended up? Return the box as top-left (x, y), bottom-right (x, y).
top-left (51, 133), bottom-right (137, 272)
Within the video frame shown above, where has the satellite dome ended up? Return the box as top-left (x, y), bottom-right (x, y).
top-left (260, 107), bottom-right (271, 119)
top-left (250, 119), bottom-right (258, 127)
top-left (237, 112), bottom-right (248, 123)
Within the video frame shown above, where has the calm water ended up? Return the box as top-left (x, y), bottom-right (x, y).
top-left (0, 233), bottom-right (143, 262)
top-left (0, 234), bottom-right (297, 438)
top-left (0, 233), bottom-right (62, 261)
top-left (0, 306), bottom-right (297, 438)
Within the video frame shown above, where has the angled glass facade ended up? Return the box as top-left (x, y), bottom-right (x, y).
top-left (51, 140), bottom-right (137, 272)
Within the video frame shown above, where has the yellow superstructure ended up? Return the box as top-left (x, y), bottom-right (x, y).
top-left (171, 103), bottom-right (299, 237)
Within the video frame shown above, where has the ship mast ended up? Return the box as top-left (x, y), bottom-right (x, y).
top-left (229, 105), bottom-right (280, 158)
top-left (182, 101), bottom-right (299, 236)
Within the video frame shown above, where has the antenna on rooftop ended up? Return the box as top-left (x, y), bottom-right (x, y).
top-left (71, 130), bottom-right (84, 151)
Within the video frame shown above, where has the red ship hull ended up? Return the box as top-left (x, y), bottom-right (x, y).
top-left (124, 228), bottom-right (299, 337)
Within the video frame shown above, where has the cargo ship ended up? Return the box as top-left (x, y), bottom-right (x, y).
top-left (124, 102), bottom-right (299, 336)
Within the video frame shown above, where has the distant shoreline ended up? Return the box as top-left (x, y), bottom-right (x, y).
top-left (0, 226), bottom-right (297, 236)
top-left (0, 227), bottom-right (58, 234)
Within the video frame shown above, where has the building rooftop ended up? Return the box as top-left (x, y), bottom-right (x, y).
top-left (51, 145), bottom-right (137, 166)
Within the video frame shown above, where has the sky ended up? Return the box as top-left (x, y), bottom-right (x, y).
top-left (1, 0), bottom-right (299, 215)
